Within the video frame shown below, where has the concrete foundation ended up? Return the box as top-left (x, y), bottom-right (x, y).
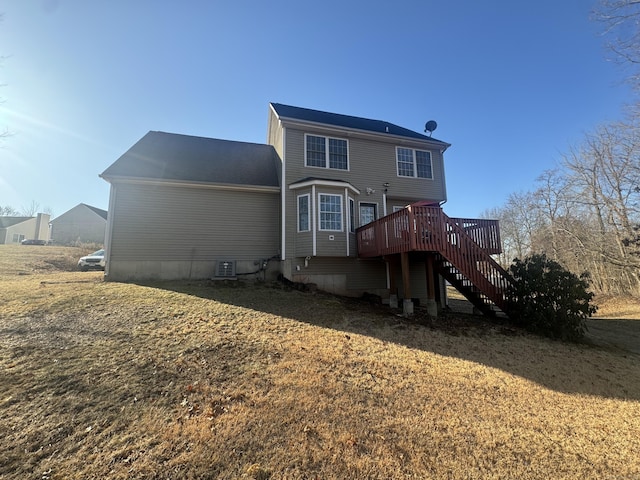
top-left (389, 294), bottom-right (398, 309)
top-left (403, 299), bottom-right (414, 316)
top-left (425, 299), bottom-right (438, 318)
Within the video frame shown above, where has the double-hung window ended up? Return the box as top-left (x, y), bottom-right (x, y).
top-left (319, 194), bottom-right (342, 231)
top-left (396, 147), bottom-right (433, 179)
top-left (306, 135), bottom-right (348, 170)
top-left (297, 194), bottom-right (310, 232)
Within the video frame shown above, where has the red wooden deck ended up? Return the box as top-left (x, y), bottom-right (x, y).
top-left (357, 206), bottom-right (502, 257)
top-left (356, 205), bottom-right (513, 313)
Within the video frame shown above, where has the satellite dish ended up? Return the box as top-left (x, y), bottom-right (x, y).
top-left (424, 120), bottom-right (438, 136)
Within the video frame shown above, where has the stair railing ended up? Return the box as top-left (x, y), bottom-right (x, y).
top-left (412, 206), bottom-right (513, 311)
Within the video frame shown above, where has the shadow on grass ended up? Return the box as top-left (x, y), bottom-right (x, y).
top-left (586, 318), bottom-right (640, 356)
top-left (139, 279), bottom-right (640, 402)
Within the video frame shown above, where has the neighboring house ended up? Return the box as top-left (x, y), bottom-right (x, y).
top-left (0, 213), bottom-right (50, 244)
top-left (49, 203), bottom-right (108, 245)
top-left (101, 103), bottom-right (510, 317)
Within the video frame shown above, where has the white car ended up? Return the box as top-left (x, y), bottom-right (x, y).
top-left (78, 249), bottom-right (106, 271)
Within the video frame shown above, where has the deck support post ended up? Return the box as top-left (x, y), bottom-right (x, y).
top-left (385, 255), bottom-right (399, 309)
top-left (400, 252), bottom-right (413, 316)
top-left (425, 254), bottom-right (438, 318)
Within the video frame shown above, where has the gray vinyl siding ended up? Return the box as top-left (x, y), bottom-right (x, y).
top-left (284, 128), bottom-right (446, 202)
top-left (50, 205), bottom-right (106, 245)
top-left (282, 126), bottom-right (446, 259)
top-left (107, 183), bottom-right (280, 280)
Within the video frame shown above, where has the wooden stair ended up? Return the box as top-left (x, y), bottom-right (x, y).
top-left (435, 255), bottom-right (503, 317)
top-left (429, 210), bottom-right (514, 317)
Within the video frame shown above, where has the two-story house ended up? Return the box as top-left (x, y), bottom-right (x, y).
top-left (101, 103), bottom-right (511, 317)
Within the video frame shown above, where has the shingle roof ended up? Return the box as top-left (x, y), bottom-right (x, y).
top-left (82, 204), bottom-right (108, 220)
top-left (270, 103), bottom-right (450, 146)
top-left (101, 132), bottom-right (281, 188)
top-left (0, 216), bottom-right (32, 228)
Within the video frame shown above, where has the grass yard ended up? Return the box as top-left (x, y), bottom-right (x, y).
top-left (1, 245), bottom-right (639, 479)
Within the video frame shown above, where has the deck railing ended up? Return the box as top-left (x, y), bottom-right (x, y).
top-left (356, 206), bottom-right (502, 257)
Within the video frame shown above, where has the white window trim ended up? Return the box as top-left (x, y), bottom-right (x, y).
top-left (297, 193), bottom-right (311, 232)
top-left (395, 146), bottom-right (433, 179)
top-left (318, 193), bottom-right (343, 232)
top-left (348, 197), bottom-right (355, 234)
top-left (346, 190), bottom-right (351, 256)
top-left (312, 184), bottom-right (317, 256)
top-left (305, 133), bottom-right (350, 171)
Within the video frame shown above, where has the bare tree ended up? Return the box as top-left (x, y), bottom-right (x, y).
top-left (595, 0), bottom-right (640, 87)
top-left (489, 116), bottom-right (640, 295)
top-left (0, 205), bottom-right (19, 216)
top-left (560, 119), bottom-right (640, 293)
top-left (482, 190), bottom-right (543, 265)
top-left (20, 201), bottom-right (41, 217)
top-left (19, 201), bottom-right (53, 218)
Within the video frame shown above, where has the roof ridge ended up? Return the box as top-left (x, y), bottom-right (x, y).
top-left (148, 130), bottom-right (271, 148)
top-left (271, 102), bottom-right (389, 126)
top-left (270, 103), bottom-right (449, 145)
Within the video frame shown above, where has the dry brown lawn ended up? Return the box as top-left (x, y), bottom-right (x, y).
top-left (1, 245), bottom-right (639, 479)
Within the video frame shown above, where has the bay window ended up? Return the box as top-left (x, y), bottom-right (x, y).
top-left (319, 194), bottom-right (342, 231)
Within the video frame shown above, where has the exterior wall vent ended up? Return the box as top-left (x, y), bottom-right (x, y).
top-left (215, 260), bottom-right (236, 278)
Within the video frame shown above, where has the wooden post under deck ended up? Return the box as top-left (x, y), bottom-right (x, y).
top-left (425, 254), bottom-right (438, 317)
top-left (385, 255), bottom-right (399, 309)
top-left (400, 251), bottom-right (413, 316)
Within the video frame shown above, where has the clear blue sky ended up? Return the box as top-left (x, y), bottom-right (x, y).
top-left (0, 0), bottom-right (632, 219)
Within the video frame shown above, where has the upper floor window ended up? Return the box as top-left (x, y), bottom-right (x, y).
top-left (319, 194), bottom-right (342, 231)
top-left (396, 147), bottom-right (433, 179)
top-left (306, 134), bottom-right (348, 170)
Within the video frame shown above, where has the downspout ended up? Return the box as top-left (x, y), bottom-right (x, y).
top-left (440, 147), bottom-right (448, 208)
top-left (345, 187), bottom-right (349, 257)
top-left (312, 184), bottom-right (317, 256)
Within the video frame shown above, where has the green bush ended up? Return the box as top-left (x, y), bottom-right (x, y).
top-left (506, 254), bottom-right (597, 341)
